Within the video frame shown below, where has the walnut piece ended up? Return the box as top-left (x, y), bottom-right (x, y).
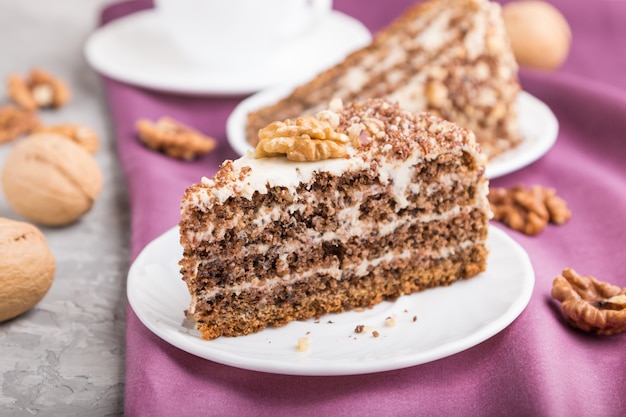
top-left (7, 68), bottom-right (70, 110)
top-left (255, 113), bottom-right (349, 162)
top-left (296, 337), bottom-right (310, 352)
top-left (34, 124), bottom-right (99, 154)
top-left (0, 105), bottom-right (40, 143)
top-left (488, 184), bottom-right (571, 235)
top-left (136, 117), bottom-right (217, 161)
top-left (551, 268), bottom-right (626, 336)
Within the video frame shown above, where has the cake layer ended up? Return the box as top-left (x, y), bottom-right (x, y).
top-left (191, 245), bottom-right (487, 339)
top-left (185, 206), bottom-right (487, 291)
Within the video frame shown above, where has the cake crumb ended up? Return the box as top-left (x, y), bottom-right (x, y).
top-left (372, 330), bottom-right (380, 338)
top-left (354, 324), bottom-right (365, 334)
top-left (385, 316), bottom-right (396, 327)
top-left (297, 337), bottom-right (310, 352)
top-left (413, 316), bottom-right (418, 322)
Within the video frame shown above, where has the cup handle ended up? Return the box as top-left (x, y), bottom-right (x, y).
top-left (277, 0), bottom-right (333, 40)
top-left (310, 0), bottom-right (333, 15)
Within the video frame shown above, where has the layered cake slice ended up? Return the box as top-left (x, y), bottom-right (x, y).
top-left (246, 0), bottom-right (520, 159)
top-left (179, 98), bottom-right (491, 340)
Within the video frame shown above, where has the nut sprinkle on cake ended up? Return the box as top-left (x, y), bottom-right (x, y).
top-left (246, 0), bottom-right (521, 159)
top-left (179, 99), bottom-right (490, 340)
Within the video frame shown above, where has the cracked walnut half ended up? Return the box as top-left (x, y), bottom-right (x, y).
top-left (136, 117), bottom-right (217, 161)
top-left (0, 105), bottom-right (40, 144)
top-left (7, 68), bottom-right (70, 111)
top-left (488, 184), bottom-right (571, 235)
top-left (552, 268), bottom-right (626, 336)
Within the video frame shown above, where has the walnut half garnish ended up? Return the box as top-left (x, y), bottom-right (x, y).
top-left (551, 268), bottom-right (626, 336)
top-left (255, 112), bottom-right (349, 162)
top-left (488, 184), bottom-right (571, 235)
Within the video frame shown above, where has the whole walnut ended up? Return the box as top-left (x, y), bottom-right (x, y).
top-left (1, 133), bottom-right (103, 226)
top-left (502, 1), bottom-right (571, 70)
top-left (0, 218), bottom-right (55, 322)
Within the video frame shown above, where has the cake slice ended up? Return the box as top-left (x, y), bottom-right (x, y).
top-left (179, 98), bottom-right (490, 340)
top-left (246, 0), bottom-right (520, 159)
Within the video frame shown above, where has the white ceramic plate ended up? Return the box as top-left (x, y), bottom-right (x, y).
top-left (127, 226), bottom-right (534, 376)
top-left (226, 87), bottom-right (558, 178)
top-left (84, 9), bottom-right (371, 96)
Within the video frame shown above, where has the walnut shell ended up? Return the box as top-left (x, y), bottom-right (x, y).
top-left (0, 218), bottom-right (55, 322)
top-left (1, 133), bottom-right (103, 226)
top-left (502, 1), bottom-right (571, 70)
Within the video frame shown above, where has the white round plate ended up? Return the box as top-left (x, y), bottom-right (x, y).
top-left (127, 226), bottom-right (534, 376)
top-left (227, 87), bottom-right (558, 178)
top-left (84, 9), bottom-right (371, 96)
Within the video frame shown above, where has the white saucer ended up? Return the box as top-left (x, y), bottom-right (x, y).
top-left (127, 226), bottom-right (533, 376)
top-left (84, 9), bottom-right (372, 96)
top-left (226, 86), bottom-right (558, 179)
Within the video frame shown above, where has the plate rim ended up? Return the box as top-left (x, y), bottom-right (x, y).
top-left (84, 9), bottom-right (372, 96)
top-left (226, 88), bottom-right (558, 179)
top-left (127, 225), bottom-right (534, 376)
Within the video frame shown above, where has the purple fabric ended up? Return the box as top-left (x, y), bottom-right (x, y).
top-left (99, 1), bottom-right (626, 416)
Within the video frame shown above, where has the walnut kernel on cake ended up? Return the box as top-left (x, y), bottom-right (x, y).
top-left (245, 0), bottom-right (521, 159)
top-left (179, 98), bottom-right (490, 340)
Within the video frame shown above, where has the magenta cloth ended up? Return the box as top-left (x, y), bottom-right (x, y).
top-left (99, 1), bottom-right (626, 416)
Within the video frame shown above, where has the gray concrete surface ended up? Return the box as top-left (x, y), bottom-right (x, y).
top-left (0, 1), bottom-right (128, 415)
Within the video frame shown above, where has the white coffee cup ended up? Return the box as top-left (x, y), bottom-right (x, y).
top-left (155, 0), bottom-right (333, 68)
